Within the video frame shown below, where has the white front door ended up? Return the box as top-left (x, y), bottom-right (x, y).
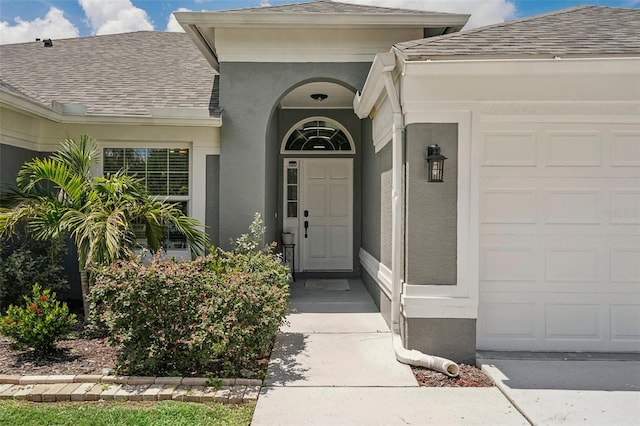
top-left (300, 158), bottom-right (353, 271)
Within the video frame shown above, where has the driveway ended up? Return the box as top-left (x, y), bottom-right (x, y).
top-left (478, 352), bottom-right (640, 426)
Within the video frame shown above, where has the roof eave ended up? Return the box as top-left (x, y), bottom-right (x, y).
top-left (0, 87), bottom-right (222, 127)
top-left (401, 53), bottom-right (640, 62)
top-left (175, 11), bottom-right (470, 29)
top-left (353, 51), bottom-right (398, 119)
top-left (180, 23), bottom-right (220, 71)
top-left (399, 55), bottom-right (640, 79)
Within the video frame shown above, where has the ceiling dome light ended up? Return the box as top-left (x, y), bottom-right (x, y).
top-left (310, 93), bottom-right (328, 102)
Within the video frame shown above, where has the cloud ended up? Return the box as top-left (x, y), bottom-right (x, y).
top-left (79, 0), bottom-right (153, 35)
top-left (0, 7), bottom-right (79, 45)
top-left (166, 8), bottom-right (191, 32)
top-left (345, 0), bottom-right (516, 28)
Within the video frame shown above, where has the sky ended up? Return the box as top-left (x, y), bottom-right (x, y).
top-left (0, 0), bottom-right (638, 44)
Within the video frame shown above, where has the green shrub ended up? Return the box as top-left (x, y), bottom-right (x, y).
top-left (89, 215), bottom-right (290, 377)
top-left (0, 232), bottom-right (69, 313)
top-left (0, 284), bottom-right (77, 354)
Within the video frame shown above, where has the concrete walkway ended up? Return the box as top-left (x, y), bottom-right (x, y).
top-left (252, 279), bottom-right (527, 425)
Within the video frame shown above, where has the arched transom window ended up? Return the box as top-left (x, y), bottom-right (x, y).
top-left (282, 118), bottom-right (354, 153)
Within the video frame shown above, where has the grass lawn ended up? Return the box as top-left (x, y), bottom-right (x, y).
top-left (0, 400), bottom-right (254, 426)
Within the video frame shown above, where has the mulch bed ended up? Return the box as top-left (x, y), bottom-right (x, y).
top-left (412, 364), bottom-right (495, 387)
top-left (0, 335), bottom-right (117, 376)
top-left (2, 332), bottom-right (494, 388)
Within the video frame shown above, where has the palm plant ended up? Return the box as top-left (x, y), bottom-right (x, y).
top-left (0, 135), bottom-right (208, 318)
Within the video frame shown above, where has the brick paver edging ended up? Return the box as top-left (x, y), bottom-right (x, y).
top-left (0, 375), bottom-right (261, 404)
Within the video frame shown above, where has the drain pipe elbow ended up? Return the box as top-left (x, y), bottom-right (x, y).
top-left (382, 59), bottom-right (460, 379)
top-left (392, 332), bottom-right (460, 377)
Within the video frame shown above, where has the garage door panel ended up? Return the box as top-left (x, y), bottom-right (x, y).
top-left (610, 189), bottom-right (640, 224)
top-left (480, 303), bottom-right (536, 338)
top-left (545, 189), bottom-right (602, 224)
top-left (482, 131), bottom-right (537, 167)
top-left (481, 224), bottom-right (640, 237)
top-left (545, 248), bottom-right (600, 282)
top-left (610, 132), bottom-right (640, 167)
top-left (610, 248), bottom-right (640, 283)
top-left (610, 304), bottom-right (640, 341)
top-left (481, 189), bottom-right (537, 224)
top-left (544, 131), bottom-right (603, 167)
top-left (481, 281), bottom-right (637, 295)
top-left (479, 293), bottom-right (640, 351)
top-left (481, 167), bottom-right (640, 179)
top-left (545, 304), bottom-right (601, 340)
top-left (482, 178), bottom-right (640, 191)
top-left (481, 248), bottom-right (536, 282)
top-left (478, 292), bottom-right (544, 350)
top-left (609, 294), bottom-right (640, 351)
top-left (479, 122), bottom-right (640, 352)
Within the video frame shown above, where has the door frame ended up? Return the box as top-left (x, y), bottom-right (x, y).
top-left (282, 157), bottom-right (354, 272)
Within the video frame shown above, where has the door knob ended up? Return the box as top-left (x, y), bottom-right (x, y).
top-left (304, 220), bottom-right (309, 238)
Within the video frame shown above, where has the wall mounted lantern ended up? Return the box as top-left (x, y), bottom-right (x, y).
top-left (426, 144), bottom-right (447, 183)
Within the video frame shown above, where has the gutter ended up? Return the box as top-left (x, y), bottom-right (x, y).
top-left (361, 51), bottom-right (459, 377)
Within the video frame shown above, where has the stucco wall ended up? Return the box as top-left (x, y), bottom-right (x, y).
top-left (360, 118), bottom-right (394, 322)
top-left (0, 143), bottom-right (82, 301)
top-left (206, 155), bottom-right (220, 247)
top-left (360, 119), bottom-right (380, 260)
top-left (362, 268), bottom-right (392, 326)
top-left (264, 109), bottom-right (280, 245)
top-left (405, 123), bottom-right (458, 285)
top-left (379, 144), bottom-right (393, 270)
top-left (217, 62), bottom-right (371, 249)
top-left (0, 144), bottom-right (41, 184)
top-left (402, 317), bottom-right (476, 364)
top-left (361, 139), bottom-right (393, 269)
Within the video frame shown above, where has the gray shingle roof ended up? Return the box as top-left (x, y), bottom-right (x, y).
top-left (0, 31), bottom-right (219, 117)
top-left (220, 0), bottom-right (459, 16)
top-left (395, 6), bottom-right (640, 60)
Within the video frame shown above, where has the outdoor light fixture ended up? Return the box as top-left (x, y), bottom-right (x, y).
top-left (426, 144), bottom-right (447, 182)
top-left (310, 93), bottom-right (328, 102)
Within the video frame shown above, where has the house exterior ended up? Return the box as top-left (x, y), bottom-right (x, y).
top-left (1, 1), bottom-right (638, 362)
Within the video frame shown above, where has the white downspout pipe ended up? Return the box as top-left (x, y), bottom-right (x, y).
top-left (382, 61), bottom-right (459, 378)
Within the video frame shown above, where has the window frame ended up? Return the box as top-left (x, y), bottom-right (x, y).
top-left (280, 116), bottom-right (355, 155)
top-left (99, 142), bottom-right (192, 255)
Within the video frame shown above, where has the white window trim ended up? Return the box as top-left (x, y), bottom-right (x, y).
top-left (280, 116), bottom-right (356, 155)
top-left (98, 141), bottom-right (194, 258)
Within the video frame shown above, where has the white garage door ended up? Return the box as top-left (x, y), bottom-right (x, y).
top-left (478, 121), bottom-right (640, 352)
